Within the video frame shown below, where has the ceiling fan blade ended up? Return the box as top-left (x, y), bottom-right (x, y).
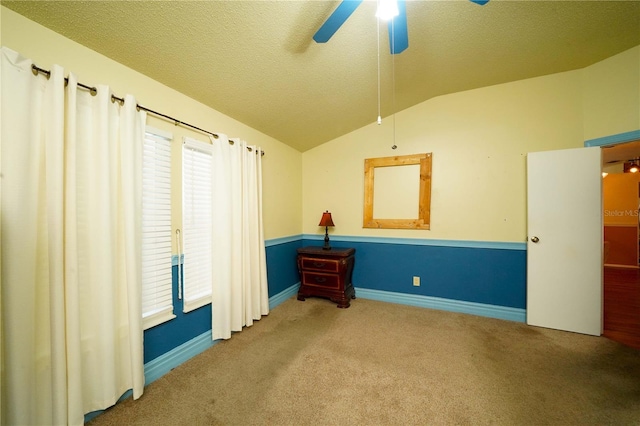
top-left (469, 0), bottom-right (490, 5)
top-left (388, 0), bottom-right (408, 54)
top-left (313, 0), bottom-right (364, 43)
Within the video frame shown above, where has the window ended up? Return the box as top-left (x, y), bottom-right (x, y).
top-left (182, 137), bottom-right (213, 312)
top-left (142, 127), bottom-right (175, 329)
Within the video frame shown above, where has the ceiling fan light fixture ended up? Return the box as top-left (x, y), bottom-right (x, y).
top-left (623, 159), bottom-right (640, 173)
top-left (376, 0), bottom-right (399, 21)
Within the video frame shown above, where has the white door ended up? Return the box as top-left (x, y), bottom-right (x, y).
top-left (527, 147), bottom-right (602, 336)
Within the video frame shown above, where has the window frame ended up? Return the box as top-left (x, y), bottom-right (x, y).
top-left (142, 126), bottom-right (176, 329)
top-left (181, 137), bottom-right (213, 313)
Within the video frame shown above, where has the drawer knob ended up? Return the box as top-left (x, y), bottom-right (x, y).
top-left (313, 261), bottom-right (325, 268)
top-left (314, 276), bottom-right (327, 283)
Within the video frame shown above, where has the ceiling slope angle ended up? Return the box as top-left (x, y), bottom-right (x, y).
top-left (3, 0), bottom-right (639, 153)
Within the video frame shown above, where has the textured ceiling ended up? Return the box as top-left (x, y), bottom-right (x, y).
top-left (3, 0), bottom-right (640, 152)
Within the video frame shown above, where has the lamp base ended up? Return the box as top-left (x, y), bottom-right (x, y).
top-left (323, 228), bottom-right (331, 250)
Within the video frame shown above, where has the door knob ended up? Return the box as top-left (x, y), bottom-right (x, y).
top-left (531, 236), bottom-right (539, 243)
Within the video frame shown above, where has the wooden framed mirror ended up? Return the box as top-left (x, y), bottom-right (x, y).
top-left (363, 153), bottom-right (432, 229)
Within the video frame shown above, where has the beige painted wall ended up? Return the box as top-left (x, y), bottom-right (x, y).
top-left (303, 47), bottom-right (640, 243)
top-left (4, 7), bottom-right (638, 245)
top-left (1, 7), bottom-right (302, 243)
top-left (303, 69), bottom-right (587, 243)
top-left (583, 46), bottom-right (640, 141)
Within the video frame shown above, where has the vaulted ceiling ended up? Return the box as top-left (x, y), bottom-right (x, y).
top-left (3, 1), bottom-right (640, 152)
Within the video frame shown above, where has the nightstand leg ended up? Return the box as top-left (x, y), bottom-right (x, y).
top-left (334, 297), bottom-right (350, 308)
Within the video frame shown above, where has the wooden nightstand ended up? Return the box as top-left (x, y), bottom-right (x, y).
top-left (296, 246), bottom-right (356, 308)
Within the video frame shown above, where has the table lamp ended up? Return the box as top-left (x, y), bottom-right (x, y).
top-left (318, 211), bottom-right (335, 250)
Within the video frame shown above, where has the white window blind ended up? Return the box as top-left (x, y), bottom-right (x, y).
top-left (142, 128), bottom-right (175, 329)
top-left (182, 137), bottom-right (213, 312)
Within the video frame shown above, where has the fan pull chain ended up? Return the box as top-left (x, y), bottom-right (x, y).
top-left (391, 17), bottom-right (397, 150)
top-left (377, 7), bottom-right (382, 126)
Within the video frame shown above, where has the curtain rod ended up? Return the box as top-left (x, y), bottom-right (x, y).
top-left (31, 64), bottom-right (265, 156)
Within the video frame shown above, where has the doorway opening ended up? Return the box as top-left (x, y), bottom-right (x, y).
top-left (601, 140), bottom-right (640, 350)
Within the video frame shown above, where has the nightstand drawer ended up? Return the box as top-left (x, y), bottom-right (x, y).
top-left (302, 272), bottom-right (340, 289)
top-left (300, 258), bottom-right (340, 273)
top-left (296, 246), bottom-right (356, 308)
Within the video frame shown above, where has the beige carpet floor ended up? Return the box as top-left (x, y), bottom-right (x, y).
top-left (88, 297), bottom-right (640, 425)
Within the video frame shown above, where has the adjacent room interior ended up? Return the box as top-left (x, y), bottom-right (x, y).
top-left (602, 142), bottom-right (640, 349)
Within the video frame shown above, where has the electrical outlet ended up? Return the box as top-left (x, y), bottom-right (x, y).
top-left (413, 276), bottom-right (420, 287)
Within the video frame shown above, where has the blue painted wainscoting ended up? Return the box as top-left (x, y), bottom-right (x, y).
top-left (302, 235), bottom-right (527, 322)
top-left (142, 234), bottom-right (526, 378)
top-left (144, 237), bottom-right (302, 364)
top-left (143, 254), bottom-right (211, 364)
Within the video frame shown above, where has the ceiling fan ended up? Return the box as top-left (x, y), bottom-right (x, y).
top-left (313, 0), bottom-right (490, 55)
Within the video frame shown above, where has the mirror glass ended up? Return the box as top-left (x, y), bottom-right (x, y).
top-left (373, 164), bottom-right (420, 219)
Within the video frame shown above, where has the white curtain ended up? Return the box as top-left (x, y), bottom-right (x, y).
top-left (211, 135), bottom-right (269, 341)
top-left (1, 47), bottom-right (145, 425)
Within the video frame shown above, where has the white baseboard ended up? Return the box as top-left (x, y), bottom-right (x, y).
top-left (145, 284), bottom-right (524, 387)
top-left (355, 287), bottom-right (526, 323)
top-left (145, 284), bottom-right (525, 386)
top-left (144, 282), bottom-right (301, 385)
top-left (144, 329), bottom-right (216, 384)
top-left (268, 282), bottom-right (300, 308)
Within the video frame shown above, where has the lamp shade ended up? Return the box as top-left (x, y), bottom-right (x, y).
top-left (318, 211), bottom-right (335, 227)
